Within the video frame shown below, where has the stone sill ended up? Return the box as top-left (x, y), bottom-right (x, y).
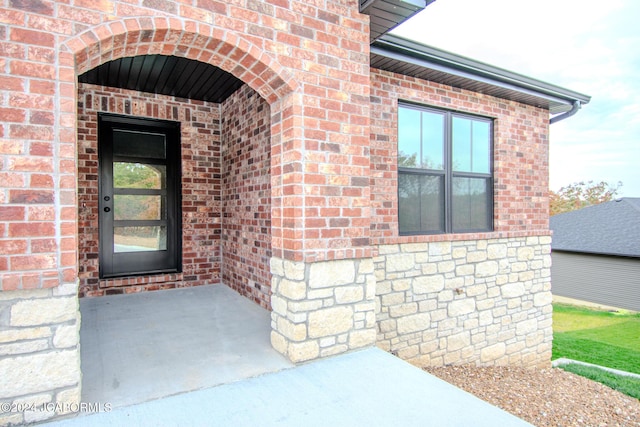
top-left (374, 229), bottom-right (552, 248)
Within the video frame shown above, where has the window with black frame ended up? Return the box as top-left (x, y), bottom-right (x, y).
top-left (398, 103), bottom-right (494, 235)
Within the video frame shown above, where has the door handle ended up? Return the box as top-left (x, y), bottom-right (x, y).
top-left (104, 207), bottom-right (111, 212)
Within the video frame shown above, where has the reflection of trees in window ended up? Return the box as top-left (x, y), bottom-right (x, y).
top-left (114, 162), bottom-right (163, 189)
top-left (398, 151), bottom-right (418, 168)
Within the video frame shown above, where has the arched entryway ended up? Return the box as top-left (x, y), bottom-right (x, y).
top-left (65, 17), bottom-right (298, 406)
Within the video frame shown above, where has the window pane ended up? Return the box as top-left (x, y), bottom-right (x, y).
top-left (452, 117), bottom-right (471, 172)
top-left (113, 129), bottom-right (166, 159)
top-left (114, 226), bottom-right (167, 252)
top-left (398, 107), bottom-right (421, 168)
top-left (453, 117), bottom-right (491, 173)
top-left (398, 173), bottom-right (421, 232)
top-left (452, 177), bottom-right (491, 231)
top-left (422, 111), bottom-right (444, 170)
top-left (472, 121), bottom-right (491, 173)
top-left (114, 195), bottom-right (165, 221)
top-left (419, 175), bottom-right (445, 232)
top-left (399, 173), bottom-right (444, 233)
top-left (113, 163), bottom-right (166, 190)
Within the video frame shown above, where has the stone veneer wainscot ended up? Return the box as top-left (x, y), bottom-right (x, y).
top-left (270, 257), bottom-right (377, 363)
top-left (375, 236), bottom-right (553, 368)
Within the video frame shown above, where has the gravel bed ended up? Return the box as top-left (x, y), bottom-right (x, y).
top-left (424, 365), bottom-right (640, 427)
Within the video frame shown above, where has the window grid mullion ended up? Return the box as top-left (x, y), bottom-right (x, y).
top-left (445, 112), bottom-right (453, 234)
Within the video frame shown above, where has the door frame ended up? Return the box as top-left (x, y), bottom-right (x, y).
top-left (98, 113), bottom-right (182, 278)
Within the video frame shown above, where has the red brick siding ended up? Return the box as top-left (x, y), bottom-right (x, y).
top-left (1, 0), bottom-right (372, 291)
top-left (221, 84), bottom-right (272, 309)
top-left (370, 68), bottom-right (550, 247)
top-left (76, 83), bottom-right (222, 296)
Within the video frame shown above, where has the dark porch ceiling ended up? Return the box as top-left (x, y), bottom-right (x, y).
top-left (78, 55), bottom-right (244, 103)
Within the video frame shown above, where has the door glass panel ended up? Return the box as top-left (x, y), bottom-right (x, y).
top-left (113, 129), bottom-right (166, 159)
top-left (113, 163), bottom-right (166, 190)
top-left (114, 195), bottom-right (164, 221)
top-left (114, 226), bottom-right (167, 253)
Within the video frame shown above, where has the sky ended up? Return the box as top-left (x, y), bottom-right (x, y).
top-left (392, 0), bottom-right (640, 197)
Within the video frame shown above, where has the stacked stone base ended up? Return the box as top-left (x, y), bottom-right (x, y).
top-left (374, 236), bottom-right (553, 368)
top-left (0, 283), bottom-right (81, 426)
top-left (270, 258), bottom-right (377, 363)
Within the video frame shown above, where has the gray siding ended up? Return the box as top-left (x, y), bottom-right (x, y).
top-left (551, 251), bottom-right (640, 312)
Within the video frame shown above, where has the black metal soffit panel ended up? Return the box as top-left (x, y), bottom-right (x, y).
top-left (78, 55), bottom-right (245, 103)
top-left (371, 34), bottom-right (591, 114)
top-left (360, 0), bottom-right (433, 43)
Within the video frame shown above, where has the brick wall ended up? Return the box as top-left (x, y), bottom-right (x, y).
top-left (76, 83), bottom-right (222, 297)
top-left (221, 84), bottom-right (272, 309)
top-left (370, 68), bottom-right (550, 246)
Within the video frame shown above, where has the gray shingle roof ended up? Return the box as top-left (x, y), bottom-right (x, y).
top-left (550, 198), bottom-right (640, 258)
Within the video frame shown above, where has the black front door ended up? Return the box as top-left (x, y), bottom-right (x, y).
top-left (98, 114), bottom-right (181, 278)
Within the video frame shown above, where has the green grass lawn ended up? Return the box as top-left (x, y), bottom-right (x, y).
top-left (552, 303), bottom-right (640, 375)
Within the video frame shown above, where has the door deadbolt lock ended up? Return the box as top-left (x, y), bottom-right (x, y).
top-left (104, 196), bottom-right (110, 201)
top-left (104, 207), bottom-right (111, 212)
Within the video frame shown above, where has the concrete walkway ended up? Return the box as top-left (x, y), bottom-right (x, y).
top-left (43, 347), bottom-right (531, 426)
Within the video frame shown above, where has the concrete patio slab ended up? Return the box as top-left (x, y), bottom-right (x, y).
top-left (43, 347), bottom-right (531, 426)
top-left (79, 284), bottom-right (293, 408)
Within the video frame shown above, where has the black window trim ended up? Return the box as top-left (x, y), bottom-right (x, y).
top-left (398, 102), bottom-right (494, 236)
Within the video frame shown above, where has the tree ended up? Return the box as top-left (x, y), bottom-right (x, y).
top-left (550, 180), bottom-right (622, 216)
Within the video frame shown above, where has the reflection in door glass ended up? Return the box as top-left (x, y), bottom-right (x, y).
top-left (114, 226), bottom-right (167, 253)
top-left (113, 163), bottom-right (166, 190)
top-left (114, 195), bottom-right (165, 221)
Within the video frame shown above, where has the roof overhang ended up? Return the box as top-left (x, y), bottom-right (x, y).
top-left (371, 34), bottom-right (591, 115)
top-left (361, 0), bottom-right (435, 43)
top-left (552, 249), bottom-right (640, 260)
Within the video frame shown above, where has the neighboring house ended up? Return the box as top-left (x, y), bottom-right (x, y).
top-left (550, 198), bottom-right (640, 311)
top-left (0, 0), bottom-right (590, 423)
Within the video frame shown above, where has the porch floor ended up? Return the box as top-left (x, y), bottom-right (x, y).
top-left (79, 284), bottom-right (294, 408)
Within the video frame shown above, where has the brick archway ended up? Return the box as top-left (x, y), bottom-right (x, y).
top-left (63, 17), bottom-right (301, 301)
top-left (65, 17), bottom-right (298, 104)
